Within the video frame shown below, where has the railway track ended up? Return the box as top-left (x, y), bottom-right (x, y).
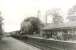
top-left (15, 37), bottom-right (64, 50)
top-left (12, 34), bottom-right (76, 50)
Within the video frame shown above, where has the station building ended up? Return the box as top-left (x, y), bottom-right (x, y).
top-left (40, 21), bottom-right (76, 40)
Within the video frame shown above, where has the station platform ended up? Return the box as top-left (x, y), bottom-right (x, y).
top-left (0, 37), bottom-right (40, 50)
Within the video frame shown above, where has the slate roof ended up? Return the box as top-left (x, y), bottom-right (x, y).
top-left (42, 21), bottom-right (76, 30)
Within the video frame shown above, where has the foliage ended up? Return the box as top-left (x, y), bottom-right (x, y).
top-left (51, 9), bottom-right (64, 24)
top-left (20, 21), bottom-right (33, 34)
top-left (20, 17), bottom-right (44, 35)
top-left (67, 5), bottom-right (76, 21)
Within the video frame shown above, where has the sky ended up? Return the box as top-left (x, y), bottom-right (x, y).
top-left (0, 0), bottom-right (76, 32)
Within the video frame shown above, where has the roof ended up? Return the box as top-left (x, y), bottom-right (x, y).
top-left (42, 21), bottom-right (76, 30)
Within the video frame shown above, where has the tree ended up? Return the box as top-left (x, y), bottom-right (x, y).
top-left (0, 12), bottom-right (3, 35)
top-left (50, 8), bottom-right (64, 24)
top-left (20, 17), bottom-right (43, 35)
top-left (67, 5), bottom-right (76, 21)
top-left (45, 8), bottom-right (63, 24)
top-left (20, 21), bottom-right (33, 34)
